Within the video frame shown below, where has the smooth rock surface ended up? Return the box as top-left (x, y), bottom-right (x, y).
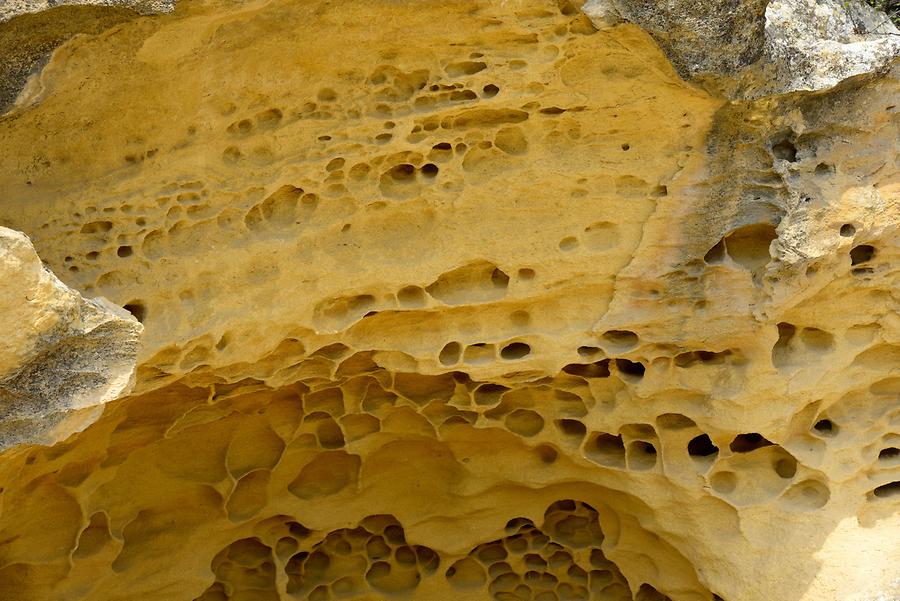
top-left (0, 1), bottom-right (896, 600)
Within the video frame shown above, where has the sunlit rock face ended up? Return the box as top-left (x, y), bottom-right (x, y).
top-left (0, 1), bottom-right (897, 600)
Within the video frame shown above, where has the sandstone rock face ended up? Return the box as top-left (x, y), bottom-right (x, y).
top-left (0, 226), bottom-right (142, 449)
top-left (0, 1), bottom-right (897, 601)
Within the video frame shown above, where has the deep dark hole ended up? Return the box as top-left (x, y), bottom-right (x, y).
top-left (421, 163), bottom-right (439, 177)
top-left (433, 142), bottom-right (452, 150)
top-left (729, 433), bottom-right (774, 453)
top-left (688, 434), bottom-right (719, 457)
top-left (873, 481), bottom-right (900, 498)
top-left (839, 223), bottom-right (856, 237)
top-left (813, 419), bottom-right (834, 433)
top-left (615, 358), bottom-right (645, 378)
top-left (774, 322), bottom-right (796, 350)
top-left (482, 84), bottom-right (500, 97)
top-left (562, 360), bottom-right (610, 378)
top-left (850, 244), bottom-right (875, 265)
top-left (500, 342), bottom-right (531, 360)
top-left (772, 139), bottom-right (797, 162)
top-left (594, 433), bottom-right (624, 453)
top-left (878, 447), bottom-right (899, 460)
top-left (117, 245), bottom-right (133, 258)
top-left (123, 302), bottom-right (146, 323)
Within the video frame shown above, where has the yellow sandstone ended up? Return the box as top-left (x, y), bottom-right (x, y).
top-left (0, 1), bottom-right (897, 600)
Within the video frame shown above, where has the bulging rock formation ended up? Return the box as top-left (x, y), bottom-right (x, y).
top-left (0, 226), bottom-right (141, 449)
top-left (0, 0), bottom-right (896, 600)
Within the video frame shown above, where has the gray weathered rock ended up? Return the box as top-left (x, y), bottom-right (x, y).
top-left (583, 0), bottom-right (900, 97)
top-left (582, 0), bottom-right (770, 84)
top-left (0, 226), bottom-right (142, 448)
top-left (0, 0), bottom-right (174, 23)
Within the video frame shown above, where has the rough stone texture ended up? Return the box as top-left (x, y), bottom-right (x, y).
top-left (583, 0), bottom-right (900, 97)
top-left (0, 0), bottom-right (897, 601)
top-left (582, 0), bottom-right (771, 81)
top-left (0, 0), bottom-right (174, 22)
top-left (761, 0), bottom-right (900, 96)
top-left (0, 5), bottom-right (144, 114)
top-left (0, 226), bottom-right (142, 449)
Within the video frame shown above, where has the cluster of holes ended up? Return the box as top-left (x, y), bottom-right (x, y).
top-left (772, 323), bottom-right (835, 369)
top-left (285, 516), bottom-right (437, 598)
top-left (195, 516), bottom-right (437, 601)
top-left (585, 425), bottom-right (658, 472)
top-left (196, 500), bottom-right (660, 601)
top-left (446, 500), bottom-right (645, 601)
top-left (195, 537), bottom-right (279, 601)
top-left (439, 340), bottom-right (532, 367)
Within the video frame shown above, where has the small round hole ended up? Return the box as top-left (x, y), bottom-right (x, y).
top-left (839, 224), bottom-right (855, 237)
top-left (813, 419), bottom-right (837, 437)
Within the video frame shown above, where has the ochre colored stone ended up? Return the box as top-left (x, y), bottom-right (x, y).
top-left (0, 1), bottom-right (897, 600)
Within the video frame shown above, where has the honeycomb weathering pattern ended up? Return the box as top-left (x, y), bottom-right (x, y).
top-left (0, 0), bottom-right (897, 600)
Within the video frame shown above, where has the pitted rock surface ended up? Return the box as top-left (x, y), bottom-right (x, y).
top-left (0, 1), bottom-right (897, 601)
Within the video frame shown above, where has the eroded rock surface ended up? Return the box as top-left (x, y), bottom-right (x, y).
top-left (0, 0), bottom-right (896, 600)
